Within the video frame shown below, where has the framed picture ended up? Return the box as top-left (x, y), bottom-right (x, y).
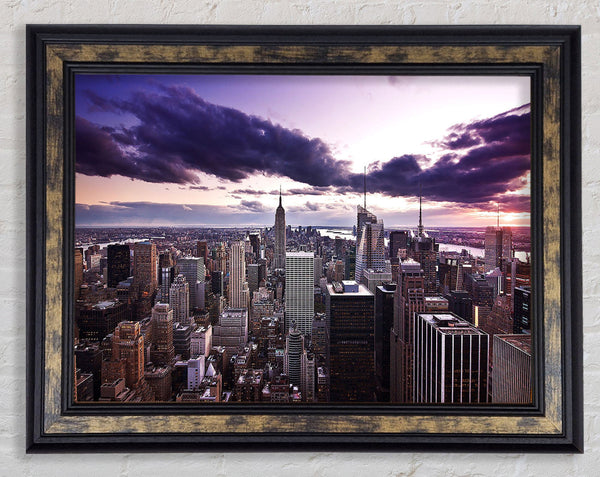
top-left (26, 25), bottom-right (582, 452)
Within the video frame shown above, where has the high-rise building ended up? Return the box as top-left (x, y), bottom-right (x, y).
top-left (301, 351), bottom-right (316, 402)
top-left (177, 257), bottom-right (205, 312)
top-left (173, 322), bottom-right (192, 360)
top-left (390, 260), bottom-right (425, 403)
top-left (375, 282), bottom-right (396, 402)
top-left (107, 244), bottom-right (130, 288)
top-left (229, 241), bottom-right (247, 308)
top-left (150, 303), bottom-right (175, 366)
top-left (247, 263), bottom-right (260, 295)
top-left (77, 299), bottom-right (130, 342)
top-left (492, 334), bottom-right (532, 403)
top-left (249, 233), bottom-right (261, 261)
top-left (133, 242), bottom-right (157, 294)
top-left (196, 240), bottom-right (209, 263)
top-left (111, 321), bottom-right (146, 390)
top-left (212, 308), bottom-right (248, 351)
top-left (356, 204), bottom-right (378, 245)
top-left (447, 290), bottom-right (473, 323)
top-left (484, 226), bottom-right (513, 272)
top-left (326, 281), bottom-right (375, 402)
top-left (74, 248), bottom-right (84, 300)
top-left (273, 190), bottom-right (286, 270)
top-left (169, 274), bottom-right (190, 325)
top-left (414, 312), bottom-right (489, 403)
top-left (211, 270), bottom-right (224, 296)
top-left (389, 230), bottom-right (409, 260)
top-left (311, 313), bottom-right (329, 366)
top-left (313, 256), bottom-right (323, 286)
top-left (364, 269), bottom-right (393, 295)
top-left (355, 221), bottom-right (386, 287)
top-left (214, 243), bottom-right (227, 273)
top-left (514, 285), bottom-right (531, 334)
top-left (284, 323), bottom-right (304, 387)
top-left (158, 266), bottom-right (175, 303)
top-left (285, 252), bottom-right (315, 335)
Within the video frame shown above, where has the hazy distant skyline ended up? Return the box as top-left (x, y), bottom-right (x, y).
top-left (75, 74), bottom-right (531, 227)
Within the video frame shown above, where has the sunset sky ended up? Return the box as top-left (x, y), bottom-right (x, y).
top-left (75, 74), bottom-right (531, 228)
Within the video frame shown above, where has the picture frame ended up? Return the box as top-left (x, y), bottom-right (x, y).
top-left (26, 25), bottom-right (582, 452)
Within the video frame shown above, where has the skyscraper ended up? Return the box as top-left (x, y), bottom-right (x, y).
top-left (229, 241), bottom-right (247, 308)
top-left (284, 322), bottom-right (304, 387)
top-left (326, 281), bottom-right (375, 402)
top-left (414, 312), bottom-right (489, 404)
top-left (169, 274), bottom-right (190, 325)
top-left (133, 241), bottom-right (157, 294)
top-left (389, 230), bottom-right (409, 260)
top-left (150, 303), bottom-right (175, 366)
top-left (491, 334), bottom-right (531, 403)
top-left (484, 226), bottom-right (513, 272)
top-left (74, 247), bottom-right (84, 300)
top-left (355, 221), bottom-right (386, 287)
top-left (375, 282), bottom-right (396, 402)
top-left (273, 189), bottom-right (286, 270)
top-left (111, 321), bottom-right (146, 390)
top-left (285, 251), bottom-right (315, 335)
top-left (390, 259), bottom-right (425, 403)
top-left (107, 244), bottom-right (130, 288)
top-left (514, 285), bottom-right (531, 334)
top-left (177, 257), bottom-right (205, 312)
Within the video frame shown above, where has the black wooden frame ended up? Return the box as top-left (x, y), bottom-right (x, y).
top-left (26, 25), bottom-right (582, 452)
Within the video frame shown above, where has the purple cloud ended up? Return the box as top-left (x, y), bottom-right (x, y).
top-left (77, 85), bottom-right (351, 187)
top-left (76, 84), bottom-right (530, 214)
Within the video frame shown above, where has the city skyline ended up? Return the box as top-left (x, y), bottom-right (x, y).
top-left (75, 74), bottom-right (531, 228)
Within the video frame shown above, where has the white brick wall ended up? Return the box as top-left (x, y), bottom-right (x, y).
top-left (1, 1), bottom-right (597, 474)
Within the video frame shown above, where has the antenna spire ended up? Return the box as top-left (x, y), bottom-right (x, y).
top-left (497, 203), bottom-right (500, 228)
top-left (418, 183), bottom-right (424, 237)
top-left (363, 165), bottom-right (367, 208)
top-left (279, 185), bottom-right (282, 207)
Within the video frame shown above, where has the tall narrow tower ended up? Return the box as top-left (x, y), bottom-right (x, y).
top-left (229, 241), bottom-right (247, 308)
top-left (274, 187), bottom-right (286, 270)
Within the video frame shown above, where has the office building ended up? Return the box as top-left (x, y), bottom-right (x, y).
top-left (158, 265), bottom-right (175, 303)
top-left (169, 274), bottom-right (190, 325)
top-left (177, 257), bottom-right (205, 311)
top-left (326, 281), bottom-right (375, 402)
top-left (150, 303), bottom-right (175, 367)
top-left (492, 334), bottom-right (532, 403)
top-left (211, 270), bottom-right (224, 296)
top-left (375, 282), bottom-right (395, 402)
top-left (76, 299), bottom-right (130, 343)
top-left (229, 241), bottom-right (247, 308)
top-left (414, 312), bottom-right (489, 404)
top-left (285, 252), bottom-right (315, 335)
top-left (514, 285), bottom-right (531, 334)
top-left (133, 241), bottom-right (157, 294)
top-left (390, 260), bottom-right (425, 403)
top-left (484, 226), bottom-right (513, 272)
top-left (74, 247), bottom-right (84, 301)
top-left (212, 308), bottom-right (249, 351)
top-left (389, 230), bottom-right (409, 260)
top-left (355, 221), bottom-right (386, 288)
top-left (284, 323), bottom-right (304, 387)
top-left (107, 244), bottom-right (130, 288)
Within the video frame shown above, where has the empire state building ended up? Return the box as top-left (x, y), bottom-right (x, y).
top-left (273, 189), bottom-right (286, 269)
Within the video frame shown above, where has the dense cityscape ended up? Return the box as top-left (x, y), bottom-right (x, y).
top-left (73, 191), bottom-right (532, 404)
top-left (73, 73), bottom-right (532, 405)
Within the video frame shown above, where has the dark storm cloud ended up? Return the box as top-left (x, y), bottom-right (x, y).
top-left (77, 84), bottom-right (530, 212)
top-left (346, 105), bottom-right (531, 212)
top-left (77, 85), bottom-right (351, 186)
